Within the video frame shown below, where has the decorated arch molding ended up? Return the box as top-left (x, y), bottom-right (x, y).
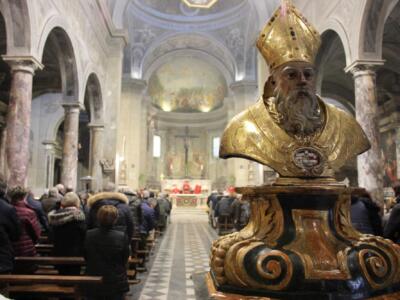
top-left (319, 21), bottom-right (352, 67)
top-left (139, 32), bottom-right (236, 81)
top-left (143, 48), bottom-right (234, 89)
top-left (35, 16), bottom-right (81, 103)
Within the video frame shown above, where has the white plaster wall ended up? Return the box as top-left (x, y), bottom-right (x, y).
top-left (118, 79), bottom-right (147, 189)
top-left (28, 93), bottom-right (64, 196)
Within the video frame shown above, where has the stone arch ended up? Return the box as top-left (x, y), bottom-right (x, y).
top-left (81, 73), bottom-right (104, 191)
top-left (83, 73), bottom-right (104, 124)
top-left (0, 0), bottom-right (31, 52)
top-left (319, 20), bottom-right (352, 66)
top-left (36, 15), bottom-right (82, 101)
top-left (358, 0), bottom-right (399, 58)
top-left (36, 26), bottom-right (79, 101)
top-left (315, 30), bottom-right (355, 114)
top-left (140, 32), bottom-right (236, 81)
top-left (143, 48), bottom-right (234, 88)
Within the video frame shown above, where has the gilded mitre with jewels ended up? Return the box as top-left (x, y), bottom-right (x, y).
top-left (220, 4), bottom-right (370, 178)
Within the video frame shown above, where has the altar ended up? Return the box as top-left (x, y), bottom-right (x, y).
top-left (162, 179), bottom-right (210, 208)
top-left (170, 193), bottom-right (207, 207)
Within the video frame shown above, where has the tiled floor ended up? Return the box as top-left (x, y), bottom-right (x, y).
top-left (135, 207), bottom-right (218, 300)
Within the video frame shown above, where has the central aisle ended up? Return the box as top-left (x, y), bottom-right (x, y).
top-left (137, 208), bottom-right (218, 300)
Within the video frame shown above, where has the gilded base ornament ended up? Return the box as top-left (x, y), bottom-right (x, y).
top-left (209, 184), bottom-right (400, 299)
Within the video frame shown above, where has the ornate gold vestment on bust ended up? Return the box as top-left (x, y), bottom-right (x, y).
top-left (220, 97), bottom-right (370, 177)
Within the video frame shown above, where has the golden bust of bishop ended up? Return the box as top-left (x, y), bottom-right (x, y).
top-left (220, 5), bottom-right (370, 178)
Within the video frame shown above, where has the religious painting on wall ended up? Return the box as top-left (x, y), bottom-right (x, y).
top-left (382, 130), bottom-right (397, 187)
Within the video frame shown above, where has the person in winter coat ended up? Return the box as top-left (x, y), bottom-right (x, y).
top-left (84, 205), bottom-right (130, 300)
top-left (157, 193), bottom-right (171, 228)
top-left (25, 192), bottom-right (49, 233)
top-left (214, 193), bottom-right (234, 219)
top-left (9, 186), bottom-right (41, 273)
top-left (384, 183), bottom-right (400, 242)
top-left (119, 187), bottom-right (142, 236)
top-left (48, 192), bottom-right (86, 275)
top-left (139, 197), bottom-right (155, 251)
top-left (350, 192), bottom-right (382, 236)
top-left (232, 196), bottom-right (251, 231)
top-left (0, 179), bottom-right (21, 274)
top-left (87, 187), bottom-right (134, 241)
top-left (41, 187), bottom-right (60, 214)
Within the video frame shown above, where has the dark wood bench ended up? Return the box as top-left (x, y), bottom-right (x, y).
top-left (35, 243), bottom-right (54, 255)
top-left (15, 256), bottom-right (140, 281)
top-left (216, 216), bottom-right (234, 235)
top-left (0, 274), bottom-right (102, 300)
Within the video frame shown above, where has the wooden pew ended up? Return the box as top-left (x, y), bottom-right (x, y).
top-left (16, 256), bottom-right (85, 265)
top-left (35, 243), bottom-right (54, 255)
top-left (216, 216), bottom-right (234, 235)
top-left (0, 274), bottom-right (102, 300)
top-left (15, 256), bottom-right (140, 282)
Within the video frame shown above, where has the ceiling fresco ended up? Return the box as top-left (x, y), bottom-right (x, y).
top-left (148, 56), bottom-right (227, 113)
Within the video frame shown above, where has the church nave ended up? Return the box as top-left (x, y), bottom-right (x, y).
top-left (134, 208), bottom-right (217, 300)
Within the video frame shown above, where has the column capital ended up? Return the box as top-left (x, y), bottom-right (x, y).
top-left (88, 123), bottom-right (105, 131)
top-left (345, 59), bottom-right (384, 75)
top-left (2, 55), bottom-right (44, 74)
top-left (42, 140), bottom-right (58, 151)
top-left (62, 102), bottom-right (84, 113)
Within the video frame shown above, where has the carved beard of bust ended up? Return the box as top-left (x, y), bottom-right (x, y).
top-left (273, 85), bottom-right (323, 137)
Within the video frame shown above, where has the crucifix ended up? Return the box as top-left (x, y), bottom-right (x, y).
top-left (175, 126), bottom-right (199, 178)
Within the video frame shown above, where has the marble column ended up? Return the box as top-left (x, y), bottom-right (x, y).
top-left (0, 102), bottom-right (8, 178)
top-left (396, 127), bottom-right (400, 180)
top-left (88, 123), bottom-right (104, 192)
top-left (3, 57), bottom-right (42, 187)
top-left (61, 103), bottom-right (81, 191)
top-left (350, 64), bottom-right (384, 206)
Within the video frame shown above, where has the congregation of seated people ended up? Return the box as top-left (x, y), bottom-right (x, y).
top-left (207, 188), bottom-right (251, 235)
top-left (0, 175), bottom-right (172, 300)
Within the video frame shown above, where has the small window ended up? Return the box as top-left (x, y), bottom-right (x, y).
top-left (213, 137), bottom-right (220, 158)
top-left (153, 135), bottom-right (161, 158)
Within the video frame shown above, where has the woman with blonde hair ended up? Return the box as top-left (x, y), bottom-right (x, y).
top-left (48, 192), bottom-right (86, 275)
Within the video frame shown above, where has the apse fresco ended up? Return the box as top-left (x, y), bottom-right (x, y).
top-left (382, 130), bottom-right (397, 187)
top-left (148, 56), bottom-right (227, 113)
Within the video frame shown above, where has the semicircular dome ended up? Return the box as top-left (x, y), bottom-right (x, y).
top-left (148, 56), bottom-right (227, 113)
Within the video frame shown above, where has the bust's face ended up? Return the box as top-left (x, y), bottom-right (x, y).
top-left (270, 61), bottom-right (322, 137)
top-left (274, 61), bottom-right (316, 98)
